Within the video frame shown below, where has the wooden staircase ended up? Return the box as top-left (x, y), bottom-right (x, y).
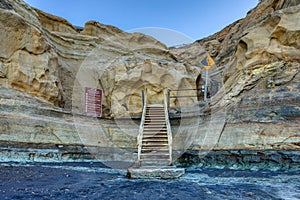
top-left (137, 90), bottom-right (172, 167)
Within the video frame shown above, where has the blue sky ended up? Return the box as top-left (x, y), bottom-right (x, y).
top-left (24, 0), bottom-right (258, 46)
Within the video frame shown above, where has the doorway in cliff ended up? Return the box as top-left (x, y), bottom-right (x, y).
top-left (196, 73), bottom-right (204, 101)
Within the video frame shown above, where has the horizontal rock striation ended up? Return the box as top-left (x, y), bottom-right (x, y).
top-left (171, 0), bottom-right (300, 152)
top-left (177, 150), bottom-right (300, 171)
top-left (0, 0), bottom-right (299, 166)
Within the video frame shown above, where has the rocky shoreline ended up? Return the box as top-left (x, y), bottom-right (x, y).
top-left (177, 150), bottom-right (300, 172)
top-left (1, 141), bottom-right (299, 172)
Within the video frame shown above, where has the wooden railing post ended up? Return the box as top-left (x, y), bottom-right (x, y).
top-left (167, 89), bottom-right (170, 111)
top-left (164, 89), bottom-right (173, 166)
top-left (141, 89), bottom-right (144, 107)
top-left (137, 88), bottom-right (147, 167)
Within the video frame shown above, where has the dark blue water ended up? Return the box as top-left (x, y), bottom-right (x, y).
top-left (0, 162), bottom-right (299, 200)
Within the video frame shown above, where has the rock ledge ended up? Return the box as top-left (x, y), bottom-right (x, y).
top-left (127, 166), bottom-right (185, 179)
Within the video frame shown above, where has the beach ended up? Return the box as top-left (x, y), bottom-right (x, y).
top-left (1, 162), bottom-right (299, 200)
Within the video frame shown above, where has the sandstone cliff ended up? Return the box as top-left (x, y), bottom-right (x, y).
top-left (0, 0), bottom-right (299, 163)
top-left (0, 0), bottom-right (199, 118)
top-left (172, 0), bottom-right (300, 150)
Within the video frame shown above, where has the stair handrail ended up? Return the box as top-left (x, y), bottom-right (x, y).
top-left (164, 89), bottom-right (173, 166)
top-left (137, 88), bottom-right (148, 166)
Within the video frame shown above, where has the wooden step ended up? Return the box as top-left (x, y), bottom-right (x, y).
top-left (147, 106), bottom-right (164, 108)
top-left (144, 125), bottom-right (166, 128)
top-left (140, 163), bottom-right (170, 167)
top-left (144, 124), bottom-right (166, 126)
top-left (144, 123), bottom-right (165, 126)
top-left (143, 128), bottom-right (167, 131)
top-left (140, 159), bottom-right (170, 162)
top-left (143, 135), bottom-right (168, 139)
top-left (143, 131), bottom-right (168, 136)
top-left (142, 144), bottom-right (168, 147)
top-left (142, 148), bottom-right (169, 151)
top-left (142, 142), bottom-right (168, 145)
top-left (143, 135), bottom-right (168, 138)
top-left (143, 132), bottom-right (167, 135)
top-left (144, 125), bottom-right (166, 127)
top-left (143, 133), bottom-right (168, 136)
top-left (144, 122), bottom-right (165, 124)
top-left (141, 155), bottom-right (170, 160)
top-left (144, 130), bottom-right (167, 133)
top-left (143, 133), bottom-right (167, 136)
top-left (142, 149), bottom-right (169, 152)
top-left (142, 145), bottom-right (168, 148)
top-left (142, 143), bottom-right (169, 147)
top-left (142, 137), bottom-right (168, 140)
top-left (142, 138), bottom-right (168, 141)
top-left (143, 131), bottom-right (167, 134)
top-left (145, 120), bottom-right (165, 123)
top-left (144, 129), bottom-right (166, 132)
top-left (147, 105), bottom-right (163, 108)
top-left (145, 119), bottom-right (165, 121)
top-left (143, 127), bottom-right (167, 130)
top-left (143, 128), bottom-right (166, 131)
top-left (143, 136), bottom-right (168, 139)
top-left (144, 128), bottom-right (166, 130)
top-left (146, 117), bottom-right (164, 119)
top-left (142, 139), bottom-right (168, 143)
top-left (145, 117), bottom-right (164, 119)
top-left (144, 122), bottom-right (166, 125)
top-left (143, 133), bottom-right (168, 138)
top-left (141, 153), bottom-right (169, 156)
top-left (141, 154), bottom-right (169, 157)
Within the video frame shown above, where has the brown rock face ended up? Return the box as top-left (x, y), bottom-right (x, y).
top-left (72, 44), bottom-right (199, 117)
top-left (232, 6), bottom-right (300, 77)
top-left (0, 2), bottom-right (63, 105)
top-left (172, 0), bottom-right (300, 150)
top-left (174, 0), bottom-right (300, 77)
top-left (35, 9), bottom-right (77, 34)
top-left (0, 0), bottom-right (198, 116)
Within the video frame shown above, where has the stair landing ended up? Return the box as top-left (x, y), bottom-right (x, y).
top-left (127, 166), bottom-right (185, 179)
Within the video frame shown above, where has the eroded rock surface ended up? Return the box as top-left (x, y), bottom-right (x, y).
top-left (171, 0), bottom-right (300, 151)
top-left (0, 0), bottom-right (299, 160)
top-left (0, 0), bottom-right (199, 117)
